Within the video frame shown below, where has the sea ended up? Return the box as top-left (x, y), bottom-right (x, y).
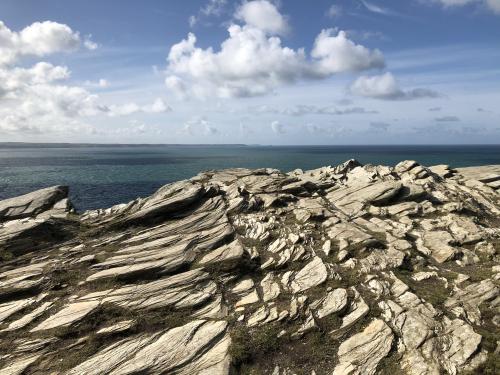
top-left (1, 144), bottom-right (499, 212)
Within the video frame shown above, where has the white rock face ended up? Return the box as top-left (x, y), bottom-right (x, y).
top-left (312, 288), bottom-right (348, 319)
top-left (332, 319), bottom-right (393, 375)
top-left (289, 256), bottom-right (329, 293)
top-left (67, 320), bottom-right (231, 375)
top-left (0, 160), bottom-right (498, 374)
top-left (0, 185), bottom-right (69, 222)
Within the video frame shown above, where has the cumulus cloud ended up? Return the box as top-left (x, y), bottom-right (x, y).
top-left (0, 20), bottom-right (87, 66)
top-left (310, 29), bottom-right (384, 76)
top-left (271, 120), bottom-right (286, 134)
top-left (435, 115), bottom-right (460, 122)
top-left (166, 1), bottom-right (385, 99)
top-left (235, 0), bottom-right (289, 35)
top-left (0, 20), bottom-right (171, 137)
top-left (0, 21), bottom-right (104, 135)
top-left (349, 72), bottom-right (440, 100)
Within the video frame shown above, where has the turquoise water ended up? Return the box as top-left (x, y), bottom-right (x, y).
top-left (1, 144), bottom-right (499, 211)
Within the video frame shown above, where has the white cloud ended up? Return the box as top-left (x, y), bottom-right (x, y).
top-left (432, 0), bottom-right (500, 14)
top-left (166, 27), bottom-right (307, 98)
top-left (107, 98), bottom-right (172, 116)
top-left (202, 0), bottom-right (227, 16)
top-left (349, 72), bottom-right (440, 100)
top-left (98, 78), bottom-right (108, 88)
top-left (188, 15), bottom-right (198, 28)
top-left (165, 75), bottom-right (188, 98)
top-left (188, 0), bottom-right (228, 27)
top-left (235, 0), bottom-right (289, 35)
top-left (304, 123), bottom-right (352, 137)
top-left (0, 20), bottom-right (170, 137)
top-left (249, 104), bottom-right (378, 116)
top-left (181, 116), bottom-right (218, 136)
top-left (487, 0), bottom-right (500, 12)
top-left (84, 78), bottom-right (109, 88)
top-left (271, 120), bottom-right (285, 133)
top-left (361, 0), bottom-right (399, 16)
top-left (150, 98), bottom-right (171, 113)
top-left (326, 5), bottom-right (343, 18)
top-left (165, 6), bottom-right (385, 99)
top-left (0, 21), bottom-right (83, 66)
top-left (83, 35), bottom-right (98, 50)
top-left (310, 29), bottom-right (384, 76)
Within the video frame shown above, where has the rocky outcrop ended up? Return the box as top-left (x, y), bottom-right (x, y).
top-left (0, 160), bottom-right (498, 374)
top-left (0, 185), bottom-right (70, 222)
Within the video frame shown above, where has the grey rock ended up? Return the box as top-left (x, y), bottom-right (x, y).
top-left (0, 185), bottom-right (69, 222)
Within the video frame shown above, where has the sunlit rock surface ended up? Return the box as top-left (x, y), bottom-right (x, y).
top-left (0, 160), bottom-right (498, 374)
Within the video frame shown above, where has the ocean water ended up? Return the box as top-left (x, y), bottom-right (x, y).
top-left (1, 144), bottom-right (499, 211)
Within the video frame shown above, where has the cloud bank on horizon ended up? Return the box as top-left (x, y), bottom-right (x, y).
top-left (0, 0), bottom-right (499, 144)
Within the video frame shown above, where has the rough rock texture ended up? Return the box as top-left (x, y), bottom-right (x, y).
top-left (0, 160), bottom-right (498, 374)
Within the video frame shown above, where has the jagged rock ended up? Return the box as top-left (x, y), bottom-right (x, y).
top-left (0, 185), bottom-right (69, 222)
top-left (326, 180), bottom-right (403, 215)
top-left (96, 320), bottom-right (134, 335)
top-left (260, 272), bottom-right (281, 302)
top-left (198, 239), bottom-right (245, 269)
top-left (66, 320), bottom-right (230, 375)
top-left (0, 353), bottom-right (42, 375)
top-left (429, 164), bottom-right (455, 178)
top-left (327, 223), bottom-right (378, 251)
top-left (31, 300), bottom-right (100, 332)
top-left (359, 247), bottom-right (405, 273)
top-left (0, 294), bottom-right (46, 324)
top-left (421, 230), bottom-right (458, 263)
top-left (330, 288), bottom-right (370, 338)
top-left (441, 317), bottom-right (482, 374)
top-left (332, 319), bottom-right (393, 375)
top-left (311, 288), bottom-right (348, 319)
top-left (0, 160), bottom-right (498, 374)
top-left (445, 279), bottom-right (498, 323)
top-left (3, 301), bottom-right (54, 332)
top-left (288, 256), bottom-right (329, 293)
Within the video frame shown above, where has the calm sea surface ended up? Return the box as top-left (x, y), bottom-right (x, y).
top-left (1, 144), bottom-right (499, 211)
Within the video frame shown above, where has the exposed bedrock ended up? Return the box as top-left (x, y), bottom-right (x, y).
top-left (0, 160), bottom-right (498, 374)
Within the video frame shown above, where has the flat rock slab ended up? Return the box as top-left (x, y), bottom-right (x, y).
top-left (0, 186), bottom-right (68, 222)
top-left (332, 319), bottom-right (393, 375)
top-left (289, 256), bottom-right (328, 293)
top-left (66, 320), bottom-right (230, 375)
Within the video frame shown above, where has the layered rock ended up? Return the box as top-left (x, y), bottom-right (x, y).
top-left (0, 160), bottom-right (498, 374)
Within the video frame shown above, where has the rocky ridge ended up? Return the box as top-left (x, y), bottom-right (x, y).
top-left (0, 160), bottom-right (498, 374)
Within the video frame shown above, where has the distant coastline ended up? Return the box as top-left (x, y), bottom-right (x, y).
top-left (1, 142), bottom-right (499, 149)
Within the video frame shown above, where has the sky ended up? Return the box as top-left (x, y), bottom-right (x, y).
top-left (0, 0), bottom-right (499, 145)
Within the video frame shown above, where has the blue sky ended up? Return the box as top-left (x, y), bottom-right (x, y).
top-left (0, 0), bottom-right (499, 144)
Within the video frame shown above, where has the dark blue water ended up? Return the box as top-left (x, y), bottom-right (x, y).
top-left (1, 144), bottom-right (499, 211)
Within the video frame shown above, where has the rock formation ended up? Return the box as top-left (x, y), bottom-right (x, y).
top-left (0, 160), bottom-right (498, 374)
